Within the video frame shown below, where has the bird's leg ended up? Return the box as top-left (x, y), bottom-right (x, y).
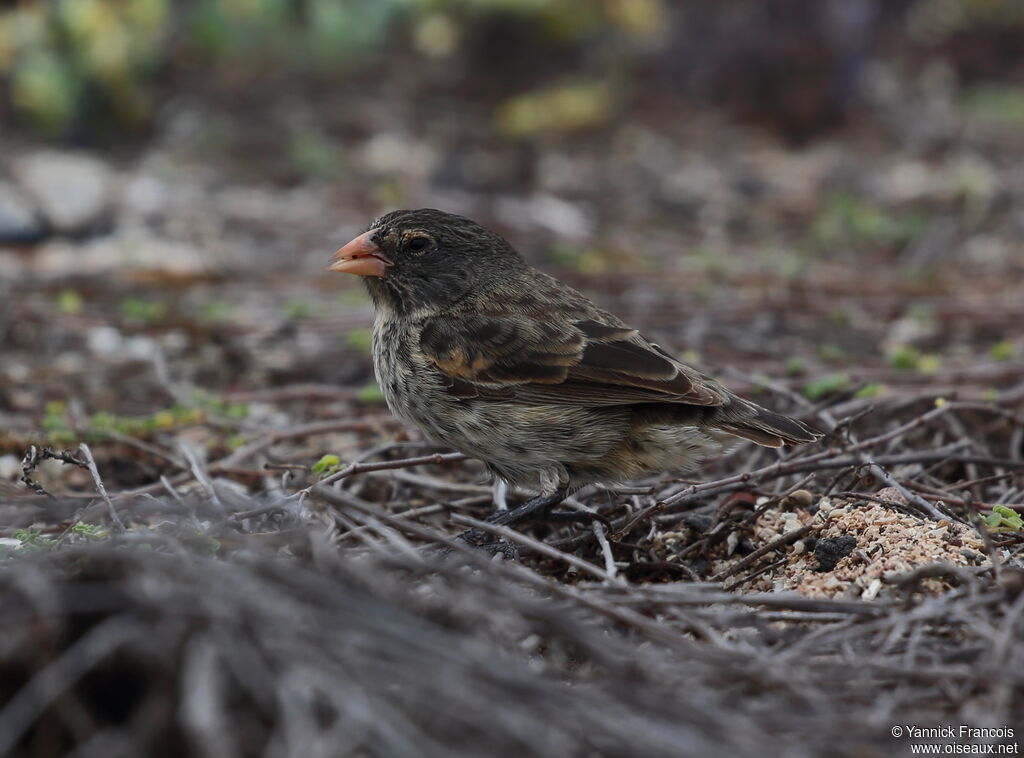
top-left (487, 488), bottom-right (568, 527)
top-left (543, 509), bottom-right (614, 530)
top-left (457, 488), bottom-right (568, 548)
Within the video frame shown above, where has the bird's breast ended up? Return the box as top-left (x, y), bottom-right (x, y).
top-left (371, 316), bottom-right (451, 430)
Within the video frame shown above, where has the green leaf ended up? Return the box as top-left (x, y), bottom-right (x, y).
top-left (888, 346), bottom-right (921, 371)
top-left (990, 340), bottom-right (1017, 362)
top-left (356, 383), bottom-right (385, 404)
top-left (803, 373), bottom-right (850, 401)
top-left (346, 328), bottom-right (373, 353)
top-left (54, 289), bottom-right (84, 315)
top-left (71, 523), bottom-right (109, 539)
top-left (312, 454), bottom-right (342, 477)
top-left (784, 357), bottom-right (807, 377)
top-left (855, 383), bottom-right (887, 400)
top-left (984, 505), bottom-right (1024, 533)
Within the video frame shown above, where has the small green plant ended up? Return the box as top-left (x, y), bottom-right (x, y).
top-left (119, 296), bottom-right (167, 324)
top-left (811, 193), bottom-right (926, 251)
top-left (816, 344), bottom-right (846, 364)
top-left (346, 328), bottom-right (374, 354)
top-left (71, 523), bottom-right (109, 539)
top-left (678, 349), bottom-right (701, 366)
top-left (188, 389), bottom-right (248, 420)
top-left (356, 383), bottom-right (385, 404)
top-left (42, 401), bottom-right (76, 444)
top-left (887, 346), bottom-right (941, 374)
top-left (888, 346), bottom-right (921, 371)
top-left (496, 79), bottom-right (614, 137)
top-left (53, 289), bottom-right (84, 315)
top-left (905, 303), bottom-right (936, 324)
top-left (983, 505), bottom-right (1023, 533)
top-left (45, 393), bottom-right (244, 445)
top-left (803, 373), bottom-right (850, 401)
top-left (312, 454), bottom-right (343, 478)
top-left (961, 84), bottom-right (1024, 125)
top-left (784, 357), bottom-right (808, 377)
top-left (990, 340), bottom-right (1017, 362)
top-left (197, 301), bottom-right (234, 323)
top-left (14, 529), bottom-right (56, 551)
top-left (547, 243), bottom-right (613, 275)
top-left (855, 383), bottom-right (887, 400)
top-left (87, 405), bottom-right (207, 439)
top-left (283, 300), bottom-right (313, 321)
top-left (287, 130), bottom-right (343, 179)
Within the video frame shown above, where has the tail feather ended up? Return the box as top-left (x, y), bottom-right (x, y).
top-left (717, 404), bottom-right (823, 448)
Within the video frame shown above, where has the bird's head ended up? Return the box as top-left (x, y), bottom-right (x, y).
top-left (329, 209), bottom-right (526, 313)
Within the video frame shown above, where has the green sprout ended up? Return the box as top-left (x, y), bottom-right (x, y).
top-left (803, 373), bottom-right (850, 401)
top-left (983, 505), bottom-right (1023, 533)
top-left (312, 454), bottom-right (343, 478)
top-left (356, 384), bottom-right (385, 404)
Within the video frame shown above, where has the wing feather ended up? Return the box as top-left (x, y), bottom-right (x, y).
top-left (420, 313), bottom-right (726, 407)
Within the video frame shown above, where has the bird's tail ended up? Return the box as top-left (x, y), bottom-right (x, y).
top-left (715, 402), bottom-right (823, 448)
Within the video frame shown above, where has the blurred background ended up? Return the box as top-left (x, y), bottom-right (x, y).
top-left (1, 0), bottom-right (1023, 489)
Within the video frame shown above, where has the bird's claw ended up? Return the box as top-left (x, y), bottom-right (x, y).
top-left (544, 509), bottom-right (614, 532)
top-left (450, 529), bottom-right (520, 560)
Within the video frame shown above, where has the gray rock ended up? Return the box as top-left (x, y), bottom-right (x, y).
top-left (0, 180), bottom-right (46, 243)
top-left (13, 151), bottom-right (113, 233)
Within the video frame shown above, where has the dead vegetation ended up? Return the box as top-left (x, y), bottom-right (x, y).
top-left (0, 370), bottom-right (1021, 756)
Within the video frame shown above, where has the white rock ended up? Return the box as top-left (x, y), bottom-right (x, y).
top-left (122, 174), bottom-right (167, 218)
top-left (0, 180), bottom-right (45, 241)
top-left (360, 133), bottom-right (435, 177)
top-left (14, 151), bottom-right (113, 232)
top-left (87, 326), bottom-right (124, 356)
top-left (494, 194), bottom-right (592, 240)
top-left (33, 230), bottom-right (207, 277)
top-left (0, 455), bottom-right (21, 480)
top-left (861, 578), bottom-right (883, 600)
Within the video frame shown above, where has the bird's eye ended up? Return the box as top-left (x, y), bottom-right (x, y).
top-left (406, 235), bottom-right (430, 253)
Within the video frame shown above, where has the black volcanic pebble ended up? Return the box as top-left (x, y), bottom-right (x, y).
top-left (814, 535), bottom-right (857, 572)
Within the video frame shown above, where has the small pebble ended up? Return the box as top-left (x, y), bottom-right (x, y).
top-left (782, 489), bottom-right (814, 509)
top-left (814, 535), bottom-right (857, 571)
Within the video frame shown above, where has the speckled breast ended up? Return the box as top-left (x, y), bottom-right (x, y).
top-left (371, 316), bottom-right (459, 443)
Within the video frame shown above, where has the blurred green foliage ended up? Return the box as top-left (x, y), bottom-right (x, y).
top-left (0, 0), bottom-right (409, 133)
top-left (119, 296), bottom-right (167, 323)
top-left (887, 346), bottom-right (941, 374)
top-left (984, 504), bottom-right (1023, 533)
top-left (811, 193), bottom-right (928, 252)
top-left (345, 327), bottom-right (373, 353)
top-left (1, 0), bottom-right (170, 132)
top-left (961, 84), bottom-right (1024, 124)
top-left (356, 383), bottom-right (385, 404)
top-left (312, 453), bottom-right (343, 477)
top-left (0, 0), bottom-right (662, 136)
top-left (40, 393), bottom-right (244, 445)
top-left (802, 373), bottom-right (850, 401)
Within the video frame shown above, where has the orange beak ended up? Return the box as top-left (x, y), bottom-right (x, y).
top-left (328, 231), bottom-right (394, 277)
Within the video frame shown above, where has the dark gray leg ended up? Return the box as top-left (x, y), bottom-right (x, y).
top-left (458, 488), bottom-right (569, 549)
top-left (487, 488), bottom-right (569, 527)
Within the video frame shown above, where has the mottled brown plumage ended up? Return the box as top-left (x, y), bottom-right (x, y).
top-left (330, 209), bottom-right (821, 534)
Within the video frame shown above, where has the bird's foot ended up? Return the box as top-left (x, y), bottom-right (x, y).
top-left (544, 509), bottom-right (613, 531)
top-left (455, 531), bottom-right (520, 560)
top-left (446, 488), bottom-right (571, 559)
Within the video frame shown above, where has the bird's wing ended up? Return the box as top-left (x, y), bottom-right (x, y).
top-left (419, 313), bottom-right (727, 407)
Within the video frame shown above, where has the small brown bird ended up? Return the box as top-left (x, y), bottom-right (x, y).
top-left (330, 209), bottom-right (821, 542)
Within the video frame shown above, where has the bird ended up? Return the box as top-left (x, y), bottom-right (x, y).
top-left (329, 208), bottom-right (822, 547)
